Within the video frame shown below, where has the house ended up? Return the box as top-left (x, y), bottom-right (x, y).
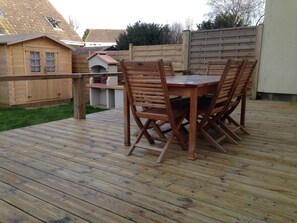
top-left (0, 0), bottom-right (83, 47)
top-left (257, 0), bottom-right (297, 102)
top-left (84, 29), bottom-right (125, 47)
top-left (0, 34), bottom-right (73, 106)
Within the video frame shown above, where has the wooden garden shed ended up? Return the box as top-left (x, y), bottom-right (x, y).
top-left (0, 33), bottom-right (73, 106)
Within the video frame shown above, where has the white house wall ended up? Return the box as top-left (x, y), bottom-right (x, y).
top-left (258, 0), bottom-right (297, 94)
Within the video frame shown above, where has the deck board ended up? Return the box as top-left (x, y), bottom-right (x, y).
top-left (0, 100), bottom-right (297, 223)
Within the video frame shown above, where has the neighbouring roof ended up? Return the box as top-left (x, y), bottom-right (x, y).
top-left (87, 52), bottom-right (119, 65)
top-left (0, 0), bottom-right (82, 45)
top-left (85, 29), bottom-right (125, 43)
top-left (0, 33), bottom-right (74, 50)
top-left (72, 46), bottom-right (115, 55)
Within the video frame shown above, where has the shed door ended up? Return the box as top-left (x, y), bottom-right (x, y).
top-left (25, 47), bottom-right (61, 102)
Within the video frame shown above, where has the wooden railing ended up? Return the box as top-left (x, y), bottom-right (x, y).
top-left (0, 72), bottom-right (122, 119)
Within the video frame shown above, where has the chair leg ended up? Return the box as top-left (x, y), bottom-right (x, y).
top-left (227, 116), bottom-right (250, 134)
top-left (127, 119), bottom-right (152, 156)
top-left (218, 119), bottom-right (242, 141)
top-left (210, 122), bottom-right (238, 145)
top-left (134, 116), bottom-right (155, 144)
top-left (157, 133), bottom-right (175, 163)
top-left (156, 115), bottom-right (188, 163)
top-left (172, 115), bottom-right (188, 151)
top-left (201, 129), bottom-right (227, 153)
top-left (151, 121), bottom-right (167, 139)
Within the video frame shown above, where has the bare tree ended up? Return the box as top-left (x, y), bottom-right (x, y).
top-left (68, 15), bottom-right (80, 31)
top-left (207, 0), bottom-right (265, 26)
top-left (185, 17), bottom-right (194, 30)
top-left (170, 22), bottom-right (184, 44)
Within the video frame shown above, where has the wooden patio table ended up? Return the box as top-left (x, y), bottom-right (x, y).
top-left (124, 74), bottom-right (221, 160)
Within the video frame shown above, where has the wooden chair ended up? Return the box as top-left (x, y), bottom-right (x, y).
top-left (121, 59), bottom-right (189, 163)
top-left (206, 60), bottom-right (228, 76)
top-left (163, 61), bottom-right (175, 76)
top-left (218, 59), bottom-right (258, 140)
top-left (134, 60), bottom-right (188, 136)
top-left (155, 60), bottom-right (190, 134)
top-left (199, 60), bottom-right (228, 100)
top-left (197, 59), bottom-right (245, 152)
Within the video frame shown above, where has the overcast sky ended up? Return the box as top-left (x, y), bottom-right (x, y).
top-left (49, 0), bottom-right (210, 36)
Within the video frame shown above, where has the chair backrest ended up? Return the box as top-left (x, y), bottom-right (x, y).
top-left (163, 61), bottom-right (175, 76)
top-left (205, 59), bottom-right (244, 118)
top-left (232, 59), bottom-right (257, 102)
top-left (120, 59), bottom-right (173, 121)
top-left (207, 60), bottom-right (228, 76)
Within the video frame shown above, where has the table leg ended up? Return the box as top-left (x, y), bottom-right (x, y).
top-left (240, 90), bottom-right (247, 127)
top-left (124, 87), bottom-right (131, 146)
top-left (188, 89), bottom-right (198, 160)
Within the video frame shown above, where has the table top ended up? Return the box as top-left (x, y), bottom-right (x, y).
top-left (166, 75), bottom-right (220, 87)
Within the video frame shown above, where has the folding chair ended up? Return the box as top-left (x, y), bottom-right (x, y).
top-left (199, 60), bottom-right (228, 101)
top-left (206, 60), bottom-right (228, 76)
top-left (121, 59), bottom-right (189, 163)
top-left (134, 60), bottom-right (189, 137)
top-left (156, 60), bottom-right (190, 134)
top-left (197, 59), bottom-right (244, 152)
top-left (218, 59), bottom-right (258, 140)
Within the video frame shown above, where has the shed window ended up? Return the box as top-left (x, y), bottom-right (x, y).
top-left (46, 52), bottom-right (56, 72)
top-left (30, 51), bottom-right (41, 72)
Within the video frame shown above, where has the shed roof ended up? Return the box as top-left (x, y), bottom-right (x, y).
top-left (87, 52), bottom-right (119, 65)
top-left (85, 29), bottom-right (125, 43)
top-left (0, 33), bottom-right (74, 50)
top-left (0, 0), bottom-right (82, 45)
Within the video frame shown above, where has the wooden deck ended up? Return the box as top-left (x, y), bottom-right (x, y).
top-left (0, 100), bottom-right (296, 223)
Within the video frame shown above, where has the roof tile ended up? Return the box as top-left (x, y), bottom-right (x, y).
top-left (0, 0), bottom-right (82, 43)
top-left (85, 29), bottom-right (125, 42)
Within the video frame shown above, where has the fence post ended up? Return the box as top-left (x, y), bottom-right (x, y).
top-left (252, 24), bottom-right (264, 99)
top-left (182, 30), bottom-right (190, 71)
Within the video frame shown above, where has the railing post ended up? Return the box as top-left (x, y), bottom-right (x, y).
top-left (72, 76), bottom-right (86, 119)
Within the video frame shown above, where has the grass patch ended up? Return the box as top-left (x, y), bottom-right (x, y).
top-left (0, 102), bottom-right (105, 132)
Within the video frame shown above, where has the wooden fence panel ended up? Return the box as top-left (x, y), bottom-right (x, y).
top-left (130, 44), bottom-right (184, 70)
top-left (189, 26), bottom-right (263, 98)
top-left (189, 26), bottom-right (259, 74)
top-left (106, 44), bottom-right (185, 71)
top-left (105, 50), bottom-right (130, 61)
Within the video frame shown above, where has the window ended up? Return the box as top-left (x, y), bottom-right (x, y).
top-left (46, 52), bottom-right (56, 72)
top-left (30, 51), bottom-right (41, 72)
top-left (0, 11), bottom-right (4, 18)
top-left (44, 16), bottom-right (62, 30)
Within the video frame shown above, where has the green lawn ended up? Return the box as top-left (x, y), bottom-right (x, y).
top-left (0, 102), bottom-right (105, 132)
